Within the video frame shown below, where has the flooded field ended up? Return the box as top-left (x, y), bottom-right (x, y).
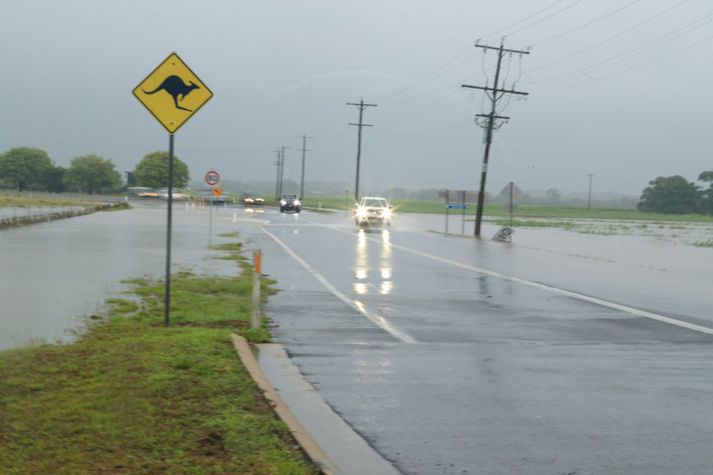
top-left (0, 202), bottom-right (245, 351)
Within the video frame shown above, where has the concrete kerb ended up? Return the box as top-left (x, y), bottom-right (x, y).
top-left (231, 334), bottom-right (339, 475)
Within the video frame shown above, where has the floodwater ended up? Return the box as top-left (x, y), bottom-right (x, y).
top-left (0, 202), bottom-right (252, 351)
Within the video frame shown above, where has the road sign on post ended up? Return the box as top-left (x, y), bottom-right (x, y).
top-left (205, 170), bottom-right (220, 186)
top-left (132, 53), bottom-right (213, 134)
top-left (133, 52), bottom-right (213, 327)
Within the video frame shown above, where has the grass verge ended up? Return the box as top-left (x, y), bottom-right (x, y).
top-left (300, 196), bottom-right (713, 223)
top-left (0, 245), bottom-right (318, 474)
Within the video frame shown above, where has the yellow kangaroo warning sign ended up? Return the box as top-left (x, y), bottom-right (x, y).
top-left (133, 52), bottom-right (213, 134)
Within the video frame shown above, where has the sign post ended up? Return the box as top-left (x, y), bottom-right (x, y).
top-left (133, 52), bottom-right (213, 327)
top-left (204, 171), bottom-right (221, 246)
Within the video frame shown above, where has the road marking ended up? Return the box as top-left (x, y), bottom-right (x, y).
top-left (262, 227), bottom-right (417, 344)
top-left (386, 237), bottom-right (713, 336)
top-left (303, 218), bottom-right (713, 337)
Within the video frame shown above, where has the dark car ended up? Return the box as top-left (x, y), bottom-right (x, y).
top-left (241, 192), bottom-right (265, 206)
top-left (280, 194), bottom-right (302, 213)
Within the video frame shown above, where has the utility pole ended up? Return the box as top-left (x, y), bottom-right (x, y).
top-left (462, 39), bottom-right (530, 237)
top-left (278, 145), bottom-right (288, 198)
top-left (347, 99), bottom-right (377, 201)
top-left (273, 148), bottom-right (281, 200)
top-left (296, 134), bottom-right (312, 200)
top-left (586, 173), bottom-right (594, 210)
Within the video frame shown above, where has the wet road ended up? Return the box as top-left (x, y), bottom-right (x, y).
top-left (238, 209), bottom-right (713, 474)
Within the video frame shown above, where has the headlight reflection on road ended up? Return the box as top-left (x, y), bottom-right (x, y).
top-left (352, 229), bottom-right (394, 296)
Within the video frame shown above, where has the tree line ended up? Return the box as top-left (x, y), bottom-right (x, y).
top-left (0, 147), bottom-right (190, 194)
top-left (638, 172), bottom-right (713, 215)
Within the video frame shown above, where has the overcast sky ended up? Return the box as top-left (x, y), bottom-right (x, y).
top-left (2, 0), bottom-right (712, 195)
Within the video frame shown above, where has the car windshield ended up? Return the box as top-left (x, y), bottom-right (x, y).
top-left (283, 195), bottom-right (297, 200)
top-left (362, 199), bottom-right (387, 207)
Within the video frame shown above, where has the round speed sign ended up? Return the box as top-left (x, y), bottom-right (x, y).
top-left (204, 170), bottom-right (220, 186)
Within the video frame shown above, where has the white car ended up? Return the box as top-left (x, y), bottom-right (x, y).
top-left (157, 188), bottom-right (190, 201)
top-left (355, 196), bottom-right (392, 226)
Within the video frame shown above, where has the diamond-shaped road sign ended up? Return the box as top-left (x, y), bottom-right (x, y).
top-left (133, 52), bottom-right (213, 134)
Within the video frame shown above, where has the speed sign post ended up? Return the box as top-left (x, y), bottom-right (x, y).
top-left (205, 170), bottom-right (221, 247)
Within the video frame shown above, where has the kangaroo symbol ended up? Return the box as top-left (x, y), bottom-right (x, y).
top-left (143, 75), bottom-right (199, 112)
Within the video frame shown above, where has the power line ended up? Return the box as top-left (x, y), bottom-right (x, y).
top-left (524, 0), bottom-right (694, 75)
top-left (480, 0), bottom-right (572, 39)
top-left (532, 0), bottom-right (644, 47)
top-left (497, 0), bottom-right (585, 38)
top-left (528, 12), bottom-right (713, 88)
top-left (462, 40), bottom-right (530, 237)
top-left (536, 28), bottom-right (713, 94)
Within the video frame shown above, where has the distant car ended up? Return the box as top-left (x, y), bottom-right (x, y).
top-left (135, 188), bottom-right (160, 199)
top-left (280, 194), bottom-right (302, 213)
top-left (241, 192), bottom-right (265, 206)
top-left (198, 190), bottom-right (227, 205)
top-left (157, 188), bottom-right (190, 201)
top-left (355, 196), bottom-right (392, 226)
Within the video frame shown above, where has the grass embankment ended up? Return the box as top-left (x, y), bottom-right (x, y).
top-left (0, 243), bottom-right (318, 474)
top-left (0, 195), bottom-right (97, 208)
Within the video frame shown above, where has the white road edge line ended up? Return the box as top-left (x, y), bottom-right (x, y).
top-left (262, 227), bottom-right (417, 344)
top-left (387, 237), bottom-right (713, 336)
top-left (303, 218), bottom-right (713, 337)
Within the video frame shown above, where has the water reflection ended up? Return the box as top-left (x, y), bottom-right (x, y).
top-left (353, 229), bottom-right (393, 295)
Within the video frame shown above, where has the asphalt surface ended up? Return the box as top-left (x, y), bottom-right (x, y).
top-left (235, 208), bottom-right (713, 475)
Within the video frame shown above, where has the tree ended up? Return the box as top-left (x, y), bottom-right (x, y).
top-left (64, 154), bottom-right (121, 194)
top-left (42, 166), bottom-right (66, 193)
top-left (699, 171), bottom-right (713, 215)
top-left (0, 147), bottom-right (53, 191)
top-left (133, 151), bottom-right (189, 189)
top-left (637, 175), bottom-right (700, 214)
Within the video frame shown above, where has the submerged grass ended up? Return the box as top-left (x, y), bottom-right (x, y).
top-left (693, 239), bottom-right (713, 248)
top-left (0, 244), bottom-right (317, 474)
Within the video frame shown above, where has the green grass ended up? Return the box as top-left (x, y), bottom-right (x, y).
top-left (301, 196), bottom-right (713, 223)
top-left (693, 239), bottom-right (713, 248)
top-left (0, 195), bottom-right (96, 208)
top-left (0, 245), bottom-right (317, 474)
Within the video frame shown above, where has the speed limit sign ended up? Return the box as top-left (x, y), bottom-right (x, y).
top-left (205, 170), bottom-right (220, 186)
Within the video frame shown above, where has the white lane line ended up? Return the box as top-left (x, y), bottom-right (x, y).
top-left (262, 227), bottom-right (417, 344)
top-left (305, 219), bottom-right (713, 337)
top-left (385, 238), bottom-right (713, 336)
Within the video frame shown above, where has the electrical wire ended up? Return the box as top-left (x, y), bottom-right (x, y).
top-left (529, 12), bottom-right (713, 87)
top-left (375, 43), bottom-right (476, 99)
top-left (532, 0), bottom-right (644, 47)
top-left (499, 0), bottom-right (585, 38)
top-left (535, 29), bottom-right (713, 94)
top-left (525, 0), bottom-right (693, 75)
top-left (480, 0), bottom-right (572, 39)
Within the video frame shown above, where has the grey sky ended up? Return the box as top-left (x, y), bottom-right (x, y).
top-left (1, 0), bottom-right (712, 194)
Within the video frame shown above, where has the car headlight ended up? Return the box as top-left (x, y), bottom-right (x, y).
top-left (294, 200), bottom-right (301, 206)
top-left (280, 200), bottom-right (287, 205)
top-left (245, 198), bottom-right (254, 203)
top-left (356, 206), bottom-right (367, 218)
top-left (383, 208), bottom-right (391, 219)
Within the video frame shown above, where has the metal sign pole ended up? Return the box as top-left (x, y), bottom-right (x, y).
top-left (461, 190), bottom-right (466, 235)
top-left (209, 200), bottom-right (213, 247)
top-left (165, 133), bottom-right (174, 327)
top-left (445, 189), bottom-right (449, 235)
